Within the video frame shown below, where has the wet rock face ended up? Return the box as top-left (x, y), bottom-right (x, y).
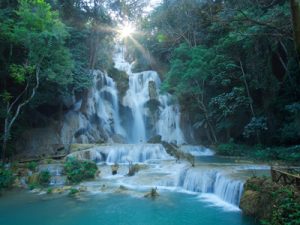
top-left (15, 126), bottom-right (65, 159)
top-left (147, 135), bottom-right (162, 144)
top-left (239, 177), bottom-right (283, 220)
top-left (148, 81), bottom-right (158, 100)
top-left (111, 134), bottom-right (127, 144)
top-left (239, 190), bottom-right (260, 216)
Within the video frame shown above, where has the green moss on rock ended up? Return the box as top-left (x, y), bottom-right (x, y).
top-left (107, 67), bottom-right (129, 98)
top-left (240, 177), bottom-right (300, 224)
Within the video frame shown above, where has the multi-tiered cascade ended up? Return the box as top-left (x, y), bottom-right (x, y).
top-left (59, 44), bottom-right (267, 209)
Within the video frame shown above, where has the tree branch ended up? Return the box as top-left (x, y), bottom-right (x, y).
top-left (7, 66), bottom-right (40, 132)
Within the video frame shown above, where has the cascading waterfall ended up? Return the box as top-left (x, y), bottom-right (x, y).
top-left (87, 71), bottom-right (126, 138)
top-left (63, 45), bottom-right (186, 144)
top-left (61, 70), bottom-right (126, 144)
top-left (67, 144), bottom-right (171, 164)
top-left (68, 143), bottom-right (244, 207)
top-left (177, 167), bottom-right (244, 206)
top-left (62, 44), bottom-right (251, 209)
top-left (113, 45), bottom-right (185, 144)
top-left (179, 145), bottom-right (215, 156)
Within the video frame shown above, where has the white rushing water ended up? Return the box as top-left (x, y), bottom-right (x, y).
top-left (61, 70), bottom-right (126, 144)
top-left (179, 145), bottom-right (215, 156)
top-left (67, 143), bottom-right (258, 209)
top-left (61, 44), bottom-right (186, 145)
top-left (87, 71), bottom-right (126, 138)
top-left (67, 144), bottom-right (172, 164)
top-left (113, 45), bottom-right (185, 144)
top-left (177, 167), bottom-right (243, 206)
top-left (59, 43), bottom-right (269, 211)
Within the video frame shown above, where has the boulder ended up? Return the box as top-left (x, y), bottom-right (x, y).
top-left (144, 187), bottom-right (159, 199)
top-left (239, 190), bottom-right (260, 216)
top-left (147, 135), bottom-right (162, 144)
top-left (148, 81), bottom-right (158, 100)
top-left (52, 187), bottom-right (65, 194)
top-left (28, 173), bottom-right (39, 186)
top-left (16, 126), bottom-right (64, 159)
top-left (111, 163), bottom-right (119, 175)
top-left (111, 134), bottom-right (127, 144)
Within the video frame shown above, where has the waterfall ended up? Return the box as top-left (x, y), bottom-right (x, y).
top-left (113, 45), bottom-right (185, 144)
top-left (61, 44), bottom-right (247, 209)
top-left (105, 144), bottom-right (171, 164)
top-left (61, 70), bottom-right (126, 144)
top-left (67, 144), bottom-right (171, 164)
top-left (179, 145), bottom-right (215, 156)
top-left (87, 71), bottom-right (126, 138)
top-left (61, 45), bottom-right (186, 145)
top-left (177, 167), bottom-right (244, 206)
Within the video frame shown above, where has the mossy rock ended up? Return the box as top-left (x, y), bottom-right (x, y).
top-left (107, 67), bottom-right (129, 97)
top-left (240, 190), bottom-right (260, 216)
top-left (70, 144), bottom-right (97, 153)
top-left (145, 99), bottom-right (160, 113)
top-left (144, 188), bottom-right (159, 199)
top-left (147, 135), bottom-right (162, 144)
top-left (28, 173), bottom-right (39, 186)
top-left (240, 176), bottom-right (300, 223)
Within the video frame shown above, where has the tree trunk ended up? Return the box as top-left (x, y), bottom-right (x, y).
top-left (202, 111), bottom-right (218, 144)
top-left (239, 60), bottom-right (255, 117)
top-left (1, 66), bottom-right (40, 162)
top-left (1, 112), bottom-right (9, 162)
top-left (291, 0), bottom-right (300, 56)
top-left (1, 131), bottom-right (8, 163)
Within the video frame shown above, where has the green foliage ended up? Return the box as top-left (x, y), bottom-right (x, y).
top-left (243, 117), bottom-right (268, 139)
top-left (216, 142), bottom-right (248, 157)
top-left (0, 91), bottom-right (13, 104)
top-left (9, 64), bottom-right (34, 84)
top-left (243, 177), bottom-right (300, 225)
top-left (0, 166), bottom-right (15, 191)
top-left (135, 0), bottom-right (300, 148)
top-left (264, 187), bottom-right (300, 225)
top-left (28, 183), bottom-right (38, 190)
top-left (280, 102), bottom-right (300, 144)
top-left (26, 161), bottom-right (38, 171)
top-left (0, 0), bottom-right (115, 160)
top-left (68, 188), bottom-right (79, 196)
top-left (64, 158), bottom-right (98, 184)
top-left (38, 170), bottom-right (51, 186)
top-left (47, 187), bottom-right (53, 194)
top-left (107, 67), bottom-right (129, 97)
top-left (216, 142), bottom-right (300, 163)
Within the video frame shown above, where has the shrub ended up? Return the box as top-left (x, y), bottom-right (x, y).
top-left (0, 167), bottom-right (15, 191)
top-left (215, 143), bottom-right (247, 156)
top-left (38, 171), bottom-right (51, 186)
top-left (26, 161), bottom-right (38, 171)
top-left (241, 177), bottom-right (300, 225)
top-left (68, 188), bottom-right (79, 196)
top-left (261, 187), bottom-right (300, 225)
top-left (47, 187), bottom-right (53, 194)
top-left (29, 183), bottom-right (38, 190)
top-left (64, 158), bottom-right (98, 184)
top-left (128, 163), bottom-right (140, 176)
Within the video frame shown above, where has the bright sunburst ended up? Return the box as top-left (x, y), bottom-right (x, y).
top-left (119, 23), bottom-right (135, 38)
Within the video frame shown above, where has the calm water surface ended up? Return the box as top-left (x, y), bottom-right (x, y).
top-left (0, 191), bottom-right (257, 225)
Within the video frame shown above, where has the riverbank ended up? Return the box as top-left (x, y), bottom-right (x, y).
top-left (240, 176), bottom-right (300, 225)
top-left (214, 143), bottom-right (300, 166)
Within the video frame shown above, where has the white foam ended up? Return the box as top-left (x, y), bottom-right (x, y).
top-left (198, 193), bottom-right (241, 212)
top-left (180, 145), bottom-right (215, 156)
